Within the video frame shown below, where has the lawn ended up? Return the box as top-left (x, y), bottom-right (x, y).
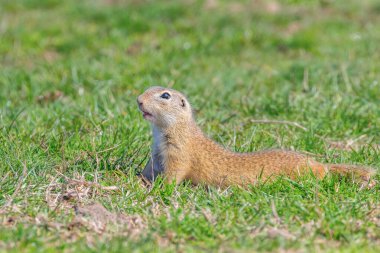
top-left (0, 0), bottom-right (380, 252)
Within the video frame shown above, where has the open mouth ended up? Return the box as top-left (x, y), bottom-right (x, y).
top-left (141, 110), bottom-right (153, 120)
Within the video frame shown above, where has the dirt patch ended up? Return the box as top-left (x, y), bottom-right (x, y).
top-left (1, 202), bottom-right (146, 248)
top-left (250, 225), bottom-right (296, 241)
top-left (36, 90), bottom-right (64, 104)
top-left (42, 50), bottom-right (60, 63)
top-left (127, 42), bottom-right (143, 55)
top-left (45, 172), bottom-right (119, 211)
top-left (71, 203), bottom-right (145, 236)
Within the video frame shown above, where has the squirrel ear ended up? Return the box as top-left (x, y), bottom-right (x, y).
top-left (181, 99), bottom-right (186, 108)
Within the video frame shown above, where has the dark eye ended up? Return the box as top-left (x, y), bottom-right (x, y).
top-left (160, 92), bottom-right (171, 99)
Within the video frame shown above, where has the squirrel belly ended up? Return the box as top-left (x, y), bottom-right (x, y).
top-left (138, 86), bottom-right (376, 187)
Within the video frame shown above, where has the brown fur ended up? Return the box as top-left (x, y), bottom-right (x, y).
top-left (137, 86), bottom-right (376, 187)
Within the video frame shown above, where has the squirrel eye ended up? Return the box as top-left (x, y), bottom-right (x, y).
top-left (160, 92), bottom-right (171, 99)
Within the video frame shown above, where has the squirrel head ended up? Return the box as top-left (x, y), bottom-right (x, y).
top-left (137, 86), bottom-right (193, 129)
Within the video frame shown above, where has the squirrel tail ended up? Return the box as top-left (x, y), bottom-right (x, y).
top-left (326, 164), bottom-right (377, 187)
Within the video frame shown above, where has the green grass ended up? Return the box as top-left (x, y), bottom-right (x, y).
top-left (1, 0), bottom-right (380, 252)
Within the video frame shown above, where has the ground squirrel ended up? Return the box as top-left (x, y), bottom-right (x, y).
top-left (137, 86), bottom-right (376, 187)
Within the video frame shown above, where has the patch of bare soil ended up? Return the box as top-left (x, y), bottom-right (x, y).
top-left (36, 90), bottom-right (64, 104)
top-left (71, 203), bottom-right (145, 236)
top-left (1, 202), bottom-right (146, 249)
top-left (45, 172), bottom-right (119, 211)
top-left (1, 172), bottom-right (146, 248)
